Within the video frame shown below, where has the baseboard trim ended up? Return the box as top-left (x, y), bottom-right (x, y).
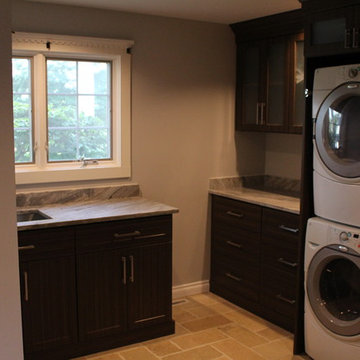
top-left (172, 280), bottom-right (209, 299)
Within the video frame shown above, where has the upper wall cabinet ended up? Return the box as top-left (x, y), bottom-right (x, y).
top-left (300, 0), bottom-right (360, 57)
top-left (231, 10), bottom-right (304, 134)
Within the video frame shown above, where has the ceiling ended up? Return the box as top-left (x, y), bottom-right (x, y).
top-left (26, 0), bottom-right (301, 24)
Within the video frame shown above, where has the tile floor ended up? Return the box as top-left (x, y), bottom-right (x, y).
top-left (73, 292), bottom-right (310, 360)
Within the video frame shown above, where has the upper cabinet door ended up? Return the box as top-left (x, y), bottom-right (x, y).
top-left (265, 37), bottom-right (288, 132)
top-left (289, 33), bottom-right (305, 133)
top-left (237, 42), bottom-right (262, 130)
top-left (235, 34), bottom-right (304, 133)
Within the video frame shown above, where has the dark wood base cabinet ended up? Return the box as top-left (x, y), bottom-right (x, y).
top-left (18, 215), bottom-right (174, 360)
top-left (210, 195), bottom-right (300, 332)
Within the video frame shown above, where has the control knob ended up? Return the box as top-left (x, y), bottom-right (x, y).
top-left (349, 68), bottom-right (359, 78)
top-left (339, 231), bottom-right (349, 242)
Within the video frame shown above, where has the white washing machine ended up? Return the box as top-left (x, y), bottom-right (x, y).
top-left (305, 217), bottom-right (360, 360)
top-left (313, 64), bottom-right (360, 226)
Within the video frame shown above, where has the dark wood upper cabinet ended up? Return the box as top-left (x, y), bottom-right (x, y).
top-left (231, 10), bottom-right (305, 133)
top-left (300, 0), bottom-right (360, 56)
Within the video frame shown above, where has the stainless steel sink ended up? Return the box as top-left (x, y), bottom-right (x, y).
top-left (17, 210), bottom-right (52, 222)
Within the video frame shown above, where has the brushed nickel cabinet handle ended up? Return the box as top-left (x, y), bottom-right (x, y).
top-left (260, 102), bottom-right (266, 125)
top-left (279, 225), bottom-right (299, 234)
top-left (135, 314), bottom-right (166, 324)
top-left (276, 294), bottom-right (295, 305)
top-left (226, 240), bottom-right (243, 249)
top-left (135, 233), bottom-right (167, 240)
top-left (226, 211), bottom-right (244, 219)
top-left (256, 102), bottom-right (260, 125)
top-left (121, 256), bottom-right (127, 285)
top-left (24, 271), bottom-right (29, 302)
top-left (225, 272), bottom-right (242, 282)
top-left (278, 257), bottom-right (298, 268)
top-left (129, 255), bottom-right (134, 283)
top-left (114, 230), bottom-right (141, 240)
top-left (18, 245), bottom-right (35, 251)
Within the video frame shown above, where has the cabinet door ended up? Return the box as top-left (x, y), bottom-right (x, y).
top-left (288, 33), bottom-right (305, 133)
top-left (265, 37), bottom-right (288, 132)
top-left (20, 256), bottom-right (77, 354)
top-left (77, 249), bottom-right (127, 341)
top-left (237, 42), bottom-right (263, 130)
top-left (127, 242), bottom-right (172, 329)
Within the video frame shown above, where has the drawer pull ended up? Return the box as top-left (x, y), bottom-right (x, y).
top-left (121, 256), bottom-right (127, 285)
top-left (226, 240), bottom-right (243, 249)
top-left (226, 211), bottom-right (244, 219)
top-left (225, 272), bottom-right (242, 282)
top-left (114, 230), bottom-right (141, 240)
top-left (279, 225), bottom-right (299, 234)
top-left (129, 255), bottom-right (134, 283)
top-left (135, 233), bottom-right (167, 240)
top-left (278, 257), bottom-right (298, 268)
top-left (18, 245), bottom-right (35, 251)
top-left (276, 294), bottom-right (295, 305)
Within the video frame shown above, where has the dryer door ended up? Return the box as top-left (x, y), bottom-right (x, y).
top-left (315, 82), bottom-right (360, 178)
top-left (307, 245), bottom-right (360, 336)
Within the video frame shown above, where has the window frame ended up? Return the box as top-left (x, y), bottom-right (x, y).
top-left (12, 32), bottom-right (133, 185)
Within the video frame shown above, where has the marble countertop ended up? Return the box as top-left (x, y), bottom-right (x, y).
top-left (209, 188), bottom-right (300, 214)
top-left (17, 197), bottom-right (179, 231)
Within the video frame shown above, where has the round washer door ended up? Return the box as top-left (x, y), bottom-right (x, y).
top-left (307, 246), bottom-right (360, 336)
top-left (315, 82), bottom-right (360, 178)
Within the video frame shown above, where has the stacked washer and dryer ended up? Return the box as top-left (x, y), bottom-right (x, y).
top-left (305, 64), bottom-right (360, 360)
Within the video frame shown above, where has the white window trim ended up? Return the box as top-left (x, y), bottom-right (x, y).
top-left (12, 32), bottom-right (134, 185)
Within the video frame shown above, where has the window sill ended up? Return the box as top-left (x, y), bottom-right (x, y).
top-left (15, 163), bottom-right (131, 184)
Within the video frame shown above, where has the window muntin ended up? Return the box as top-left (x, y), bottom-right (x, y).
top-left (46, 59), bottom-right (112, 162)
top-left (12, 57), bottom-right (33, 164)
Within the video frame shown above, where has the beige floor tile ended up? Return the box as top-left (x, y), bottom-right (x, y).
top-left (162, 345), bottom-right (222, 360)
top-left (207, 301), bottom-right (238, 314)
top-left (254, 338), bottom-right (294, 360)
top-left (182, 314), bottom-right (231, 332)
top-left (120, 346), bottom-right (158, 360)
top-left (190, 293), bottom-right (223, 306)
top-left (256, 325), bottom-right (291, 341)
top-left (213, 339), bottom-right (266, 360)
top-left (145, 340), bottom-right (181, 357)
top-left (173, 308), bottom-right (198, 323)
top-left (225, 310), bottom-right (269, 332)
top-left (187, 305), bottom-right (217, 318)
top-left (219, 323), bottom-right (269, 347)
top-left (171, 328), bottom-right (228, 349)
top-left (174, 322), bottom-right (190, 336)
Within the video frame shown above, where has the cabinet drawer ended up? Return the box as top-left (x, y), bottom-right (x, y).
top-left (213, 228), bottom-right (260, 262)
top-left (76, 215), bottom-right (172, 252)
top-left (262, 208), bottom-right (300, 242)
top-left (261, 266), bottom-right (297, 319)
top-left (212, 260), bottom-right (260, 303)
top-left (212, 196), bottom-right (261, 233)
top-left (18, 227), bottom-right (75, 260)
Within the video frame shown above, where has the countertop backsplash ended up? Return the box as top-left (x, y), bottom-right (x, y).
top-left (16, 183), bottom-right (141, 208)
top-left (210, 175), bottom-right (300, 198)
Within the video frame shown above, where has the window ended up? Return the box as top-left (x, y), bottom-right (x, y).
top-left (12, 32), bottom-right (133, 184)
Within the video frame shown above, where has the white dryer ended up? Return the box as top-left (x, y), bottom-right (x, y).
top-left (305, 217), bottom-right (360, 360)
top-left (313, 64), bottom-right (360, 226)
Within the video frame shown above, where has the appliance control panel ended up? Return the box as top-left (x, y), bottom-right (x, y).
top-left (329, 225), bottom-right (360, 252)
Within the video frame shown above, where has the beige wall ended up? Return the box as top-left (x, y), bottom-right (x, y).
top-left (265, 133), bottom-right (303, 180)
top-left (0, 1), bottom-right (24, 359)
